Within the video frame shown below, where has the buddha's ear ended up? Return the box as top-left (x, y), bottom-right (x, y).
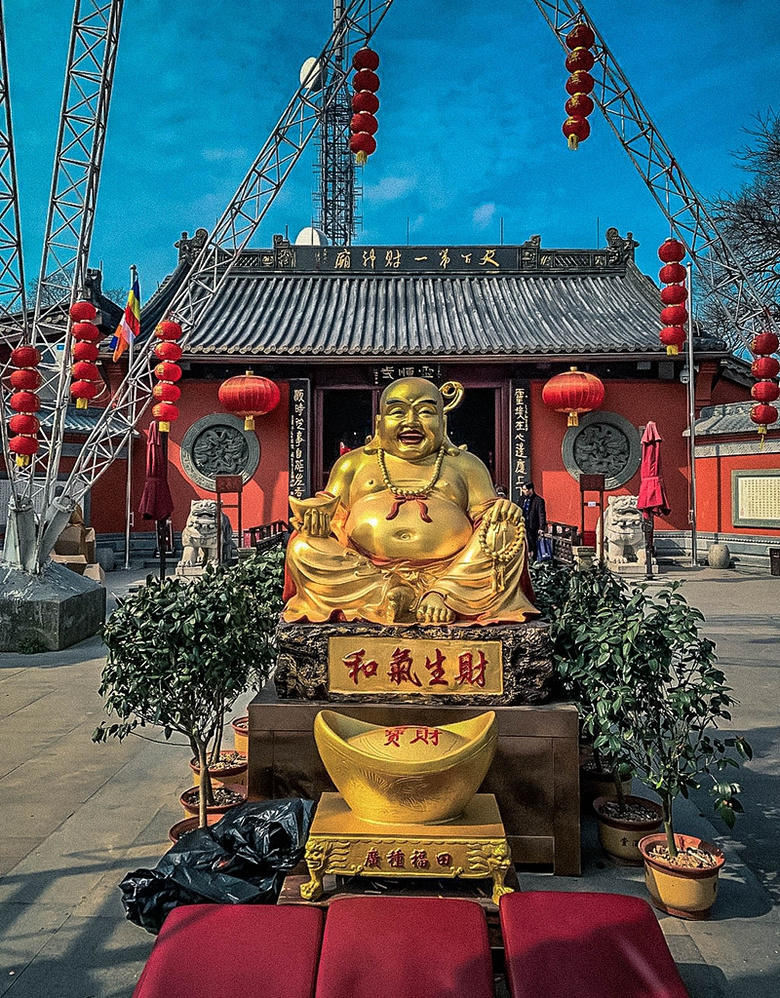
top-left (364, 413), bottom-right (382, 454)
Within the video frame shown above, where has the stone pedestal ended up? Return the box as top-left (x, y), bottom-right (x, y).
top-left (0, 562), bottom-right (106, 651)
top-left (275, 619), bottom-right (553, 706)
top-left (300, 792), bottom-right (513, 905)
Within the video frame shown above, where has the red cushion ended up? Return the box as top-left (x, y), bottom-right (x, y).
top-left (133, 904), bottom-right (324, 998)
top-left (315, 897), bottom-right (494, 998)
top-left (500, 892), bottom-right (688, 998)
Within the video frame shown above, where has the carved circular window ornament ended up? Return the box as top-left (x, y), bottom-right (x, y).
top-left (180, 413), bottom-right (260, 492)
top-left (562, 410), bottom-right (641, 490)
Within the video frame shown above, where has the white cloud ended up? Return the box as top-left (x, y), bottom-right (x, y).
top-left (472, 202), bottom-right (496, 229)
top-left (363, 175), bottom-right (416, 204)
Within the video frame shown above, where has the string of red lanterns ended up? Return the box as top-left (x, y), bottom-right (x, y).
top-left (542, 366), bottom-right (605, 426)
top-left (219, 371), bottom-right (281, 430)
top-left (152, 320), bottom-right (183, 432)
top-left (69, 301), bottom-right (102, 409)
top-left (8, 344), bottom-right (42, 466)
top-left (350, 47), bottom-right (380, 166)
top-left (657, 238), bottom-right (688, 356)
top-left (749, 330), bottom-right (779, 443)
top-left (562, 23), bottom-right (595, 151)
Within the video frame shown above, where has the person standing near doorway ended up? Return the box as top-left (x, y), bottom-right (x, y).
top-left (521, 482), bottom-right (547, 560)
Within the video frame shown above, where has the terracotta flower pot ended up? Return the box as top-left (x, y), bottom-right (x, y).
top-left (168, 813), bottom-right (224, 843)
top-left (179, 782), bottom-right (246, 820)
top-left (638, 832), bottom-right (726, 920)
top-left (188, 751), bottom-right (248, 788)
top-left (232, 715), bottom-right (249, 757)
top-left (580, 763), bottom-right (631, 810)
top-left (593, 796), bottom-right (664, 865)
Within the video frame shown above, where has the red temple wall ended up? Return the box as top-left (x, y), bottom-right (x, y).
top-left (695, 443), bottom-right (780, 535)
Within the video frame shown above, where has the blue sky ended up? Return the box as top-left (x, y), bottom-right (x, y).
top-left (5, 0), bottom-right (779, 299)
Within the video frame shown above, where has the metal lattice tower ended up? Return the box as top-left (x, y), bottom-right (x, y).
top-left (57, 0), bottom-right (395, 543)
top-left (313, 0), bottom-right (361, 244)
top-left (532, 0), bottom-right (777, 356)
top-left (1, 0), bottom-right (124, 571)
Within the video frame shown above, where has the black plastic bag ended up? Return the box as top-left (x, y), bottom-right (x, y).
top-left (120, 797), bottom-right (315, 934)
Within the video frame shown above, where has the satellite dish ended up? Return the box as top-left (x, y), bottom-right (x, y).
top-left (295, 226), bottom-right (330, 246)
top-left (300, 57), bottom-right (325, 92)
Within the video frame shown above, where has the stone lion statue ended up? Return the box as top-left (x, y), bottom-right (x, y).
top-left (603, 495), bottom-right (645, 565)
top-left (179, 499), bottom-right (236, 567)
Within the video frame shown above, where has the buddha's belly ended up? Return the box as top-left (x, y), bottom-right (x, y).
top-left (346, 492), bottom-right (473, 561)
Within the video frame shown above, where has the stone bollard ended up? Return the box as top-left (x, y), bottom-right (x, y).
top-left (95, 547), bottom-right (116, 573)
top-left (707, 542), bottom-right (731, 569)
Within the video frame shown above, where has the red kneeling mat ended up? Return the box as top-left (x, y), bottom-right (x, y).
top-left (500, 892), bottom-right (689, 998)
top-left (315, 896), bottom-right (495, 998)
top-left (132, 904), bottom-right (324, 998)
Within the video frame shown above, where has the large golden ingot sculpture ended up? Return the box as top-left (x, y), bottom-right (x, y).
top-left (313, 709), bottom-right (498, 824)
top-left (283, 378), bottom-right (539, 625)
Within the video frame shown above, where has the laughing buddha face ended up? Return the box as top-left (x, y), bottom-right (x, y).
top-left (374, 378), bottom-right (445, 461)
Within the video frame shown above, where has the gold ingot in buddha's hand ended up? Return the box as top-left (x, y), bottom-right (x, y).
top-left (313, 709), bottom-right (498, 824)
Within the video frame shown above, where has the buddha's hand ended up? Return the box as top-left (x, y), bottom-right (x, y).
top-left (289, 494), bottom-right (339, 537)
top-left (480, 499), bottom-right (525, 555)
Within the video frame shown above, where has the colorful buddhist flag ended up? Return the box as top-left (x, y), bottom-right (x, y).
top-left (111, 271), bottom-right (141, 362)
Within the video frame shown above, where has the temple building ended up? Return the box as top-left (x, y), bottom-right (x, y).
top-left (76, 228), bottom-right (777, 566)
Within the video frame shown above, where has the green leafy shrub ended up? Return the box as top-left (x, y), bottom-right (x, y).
top-left (93, 547), bottom-right (285, 827)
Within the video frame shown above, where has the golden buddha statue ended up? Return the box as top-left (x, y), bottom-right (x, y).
top-left (283, 378), bottom-right (539, 625)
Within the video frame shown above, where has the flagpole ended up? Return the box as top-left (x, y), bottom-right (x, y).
top-left (123, 265), bottom-right (137, 570)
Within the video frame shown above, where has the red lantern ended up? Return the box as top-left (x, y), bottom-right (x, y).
top-left (69, 301), bottom-right (97, 321)
top-left (9, 434), bottom-right (38, 466)
top-left (658, 262), bottom-right (686, 284)
top-left (155, 341), bottom-right (183, 362)
top-left (566, 23), bottom-right (595, 50)
top-left (660, 326), bottom-right (686, 353)
top-left (750, 403), bottom-right (778, 443)
top-left (219, 371), bottom-right (281, 431)
top-left (70, 380), bottom-right (98, 409)
top-left (752, 356), bottom-right (780, 380)
top-left (562, 116), bottom-right (590, 150)
top-left (751, 381), bottom-right (780, 403)
top-left (542, 367), bottom-right (605, 426)
top-left (10, 346), bottom-right (41, 368)
top-left (660, 284), bottom-right (687, 306)
top-left (9, 413), bottom-right (39, 435)
top-left (350, 111), bottom-right (378, 135)
top-left (660, 304), bottom-right (688, 327)
top-left (751, 331), bottom-right (779, 356)
top-left (350, 131), bottom-right (377, 165)
top-left (154, 361), bottom-right (182, 382)
top-left (10, 391), bottom-right (40, 413)
top-left (156, 320), bottom-right (183, 341)
top-left (73, 341), bottom-right (100, 362)
top-left (72, 321), bottom-right (101, 342)
top-left (565, 71), bottom-right (594, 95)
top-left (10, 369), bottom-right (41, 391)
top-left (565, 47), bottom-right (595, 72)
top-left (72, 361), bottom-right (99, 382)
top-left (658, 238), bottom-right (685, 263)
top-left (153, 382), bottom-right (182, 403)
top-left (152, 402), bottom-right (179, 432)
top-left (565, 93), bottom-right (594, 117)
top-left (352, 90), bottom-right (379, 114)
top-left (353, 68), bottom-right (379, 93)
top-left (352, 46), bottom-right (379, 72)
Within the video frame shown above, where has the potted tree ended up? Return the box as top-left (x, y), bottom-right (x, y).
top-left (553, 570), bottom-right (663, 860)
top-left (93, 547), bottom-right (284, 832)
top-left (628, 583), bottom-right (752, 918)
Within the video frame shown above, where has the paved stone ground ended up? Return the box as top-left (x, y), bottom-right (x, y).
top-left (0, 564), bottom-right (777, 997)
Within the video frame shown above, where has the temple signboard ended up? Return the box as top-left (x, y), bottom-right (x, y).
top-left (328, 636), bottom-right (503, 696)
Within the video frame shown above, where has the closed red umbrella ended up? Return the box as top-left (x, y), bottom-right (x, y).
top-left (637, 421), bottom-right (670, 578)
top-left (138, 421), bottom-right (174, 580)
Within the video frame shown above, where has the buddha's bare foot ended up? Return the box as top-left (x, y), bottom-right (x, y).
top-left (417, 591), bottom-right (456, 624)
top-left (386, 585), bottom-right (416, 623)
